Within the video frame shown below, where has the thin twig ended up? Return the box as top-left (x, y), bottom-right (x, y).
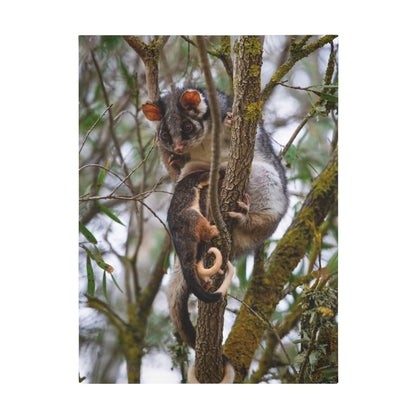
top-left (85, 294), bottom-right (128, 330)
top-left (139, 200), bottom-right (171, 236)
top-left (260, 35), bottom-right (338, 103)
top-left (181, 36), bottom-right (217, 58)
top-left (78, 163), bottom-right (125, 182)
top-left (79, 104), bottom-right (113, 154)
top-left (281, 117), bottom-right (309, 158)
top-left (196, 36), bottom-right (231, 260)
top-left (108, 142), bottom-right (156, 197)
top-left (182, 36), bottom-right (233, 90)
top-left (277, 80), bottom-right (336, 94)
top-left (228, 294), bottom-right (298, 377)
top-left (79, 189), bottom-right (172, 202)
top-left (89, 48), bottom-right (134, 193)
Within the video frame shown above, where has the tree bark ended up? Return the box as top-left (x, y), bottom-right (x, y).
top-left (123, 36), bottom-right (169, 102)
top-left (220, 36), bottom-right (265, 227)
top-left (193, 36), bottom-right (264, 383)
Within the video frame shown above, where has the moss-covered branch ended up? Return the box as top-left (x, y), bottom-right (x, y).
top-left (260, 35), bottom-right (338, 103)
top-left (220, 35), bottom-right (264, 237)
top-left (223, 148), bottom-right (338, 383)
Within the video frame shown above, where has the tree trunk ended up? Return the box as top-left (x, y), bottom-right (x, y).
top-left (193, 35), bottom-right (264, 383)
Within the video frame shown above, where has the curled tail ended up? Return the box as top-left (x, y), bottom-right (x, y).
top-left (197, 247), bottom-right (223, 278)
top-left (183, 267), bottom-right (223, 303)
top-left (182, 247), bottom-right (223, 303)
top-left (181, 247), bottom-right (234, 303)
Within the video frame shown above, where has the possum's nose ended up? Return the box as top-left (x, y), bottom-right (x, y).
top-left (175, 145), bottom-right (185, 154)
top-left (173, 139), bottom-right (186, 154)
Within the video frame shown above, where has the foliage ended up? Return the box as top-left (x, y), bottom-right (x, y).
top-left (79, 35), bottom-right (338, 383)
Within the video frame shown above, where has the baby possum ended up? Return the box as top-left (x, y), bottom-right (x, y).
top-left (167, 170), bottom-right (234, 303)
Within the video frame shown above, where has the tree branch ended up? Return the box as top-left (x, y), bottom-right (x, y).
top-left (85, 294), bottom-right (128, 332)
top-left (123, 36), bottom-right (169, 102)
top-left (138, 232), bottom-right (171, 312)
top-left (189, 36), bottom-right (232, 384)
top-left (89, 48), bottom-right (133, 188)
top-left (220, 36), bottom-right (264, 254)
top-left (79, 104), bottom-right (113, 154)
top-left (196, 36), bottom-right (231, 260)
top-left (260, 35), bottom-right (338, 103)
top-left (228, 293), bottom-right (298, 377)
top-left (224, 148), bottom-right (338, 382)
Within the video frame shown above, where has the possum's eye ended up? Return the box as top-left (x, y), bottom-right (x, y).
top-left (159, 129), bottom-right (171, 143)
top-left (182, 120), bottom-right (194, 134)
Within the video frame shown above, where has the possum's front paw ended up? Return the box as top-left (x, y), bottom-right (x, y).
top-left (228, 194), bottom-right (250, 225)
top-left (168, 153), bottom-right (185, 168)
top-left (224, 112), bottom-right (233, 127)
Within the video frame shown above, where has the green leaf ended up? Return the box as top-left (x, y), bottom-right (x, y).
top-left (79, 222), bottom-right (98, 244)
top-left (79, 110), bottom-right (103, 136)
top-left (307, 87), bottom-right (338, 104)
top-left (308, 84), bottom-right (338, 89)
top-left (309, 310), bottom-right (317, 324)
top-left (96, 201), bottom-right (125, 225)
top-left (293, 351), bottom-right (307, 366)
top-left (310, 90), bottom-right (338, 103)
top-left (307, 91), bottom-right (316, 109)
top-left (117, 57), bottom-right (135, 90)
top-left (111, 273), bottom-right (124, 294)
top-left (163, 250), bottom-right (171, 272)
top-left (284, 145), bottom-right (297, 166)
top-left (327, 251), bottom-right (338, 274)
top-left (319, 92), bottom-right (338, 103)
top-left (309, 350), bottom-right (321, 368)
top-left (83, 183), bottom-right (93, 196)
top-left (270, 310), bottom-right (283, 322)
top-left (96, 159), bottom-right (110, 195)
top-left (86, 255), bottom-right (95, 296)
top-left (81, 245), bottom-right (114, 274)
top-left (102, 271), bottom-right (110, 303)
top-left (100, 36), bottom-right (122, 51)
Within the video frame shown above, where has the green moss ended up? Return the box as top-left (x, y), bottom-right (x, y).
top-left (311, 152), bottom-right (338, 202)
top-left (233, 39), bottom-right (240, 55)
top-left (244, 36), bottom-right (262, 57)
top-left (249, 64), bottom-right (260, 77)
top-left (219, 36), bottom-right (231, 55)
top-left (146, 38), bottom-right (166, 62)
top-left (244, 101), bottom-right (263, 122)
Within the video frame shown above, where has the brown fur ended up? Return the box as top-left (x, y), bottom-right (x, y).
top-left (167, 171), bottom-right (228, 304)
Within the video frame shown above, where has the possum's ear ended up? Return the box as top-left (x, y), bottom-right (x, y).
top-left (142, 103), bottom-right (163, 121)
top-left (179, 89), bottom-right (207, 114)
